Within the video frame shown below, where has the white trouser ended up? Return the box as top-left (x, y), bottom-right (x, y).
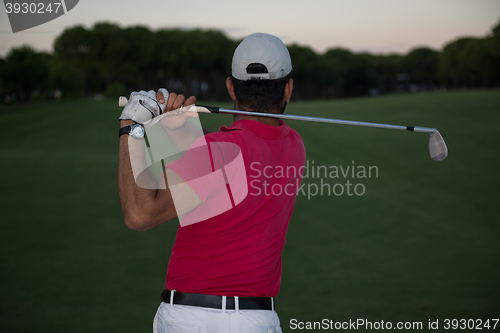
top-left (153, 297), bottom-right (282, 333)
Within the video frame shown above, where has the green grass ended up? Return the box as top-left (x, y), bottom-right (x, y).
top-left (1, 90), bottom-right (499, 332)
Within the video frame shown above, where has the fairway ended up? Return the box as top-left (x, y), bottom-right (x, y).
top-left (1, 90), bottom-right (499, 332)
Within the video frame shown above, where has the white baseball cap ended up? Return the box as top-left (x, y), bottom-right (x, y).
top-left (231, 33), bottom-right (292, 80)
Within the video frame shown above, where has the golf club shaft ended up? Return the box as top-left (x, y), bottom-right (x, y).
top-left (210, 107), bottom-right (437, 134)
top-left (198, 105), bottom-right (447, 161)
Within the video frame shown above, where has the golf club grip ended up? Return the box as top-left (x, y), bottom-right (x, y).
top-left (118, 97), bottom-right (220, 114)
top-left (195, 105), bottom-right (219, 113)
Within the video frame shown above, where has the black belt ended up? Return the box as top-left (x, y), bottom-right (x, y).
top-left (160, 290), bottom-right (274, 310)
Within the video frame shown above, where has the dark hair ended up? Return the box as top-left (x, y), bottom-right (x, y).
top-left (231, 63), bottom-right (291, 114)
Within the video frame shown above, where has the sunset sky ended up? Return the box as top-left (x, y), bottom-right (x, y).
top-left (0, 0), bottom-right (499, 56)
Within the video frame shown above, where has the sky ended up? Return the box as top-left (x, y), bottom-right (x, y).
top-left (0, 0), bottom-right (499, 57)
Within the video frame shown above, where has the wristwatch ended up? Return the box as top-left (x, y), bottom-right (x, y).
top-left (119, 123), bottom-right (145, 139)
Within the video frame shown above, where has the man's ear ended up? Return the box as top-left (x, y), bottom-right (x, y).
top-left (226, 77), bottom-right (237, 101)
top-left (284, 79), bottom-right (293, 102)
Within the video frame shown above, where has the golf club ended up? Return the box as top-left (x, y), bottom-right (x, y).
top-left (119, 96), bottom-right (448, 161)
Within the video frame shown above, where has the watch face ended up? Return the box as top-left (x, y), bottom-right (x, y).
top-left (131, 125), bottom-right (145, 139)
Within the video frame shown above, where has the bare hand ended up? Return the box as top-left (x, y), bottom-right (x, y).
top-left (156, 92), bottom-right (196, 111)
top-left (157, 91), bottom-right (198, 130)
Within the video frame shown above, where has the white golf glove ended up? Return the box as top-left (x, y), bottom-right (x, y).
top-left (119, 88), bottom-right (169, 125)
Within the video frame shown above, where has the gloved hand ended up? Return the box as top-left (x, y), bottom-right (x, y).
top-left (119, 88), bottom-right (169, 124)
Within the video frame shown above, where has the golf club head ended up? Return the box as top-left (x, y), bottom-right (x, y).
top-left (428, 131), bottom-right (448, 161)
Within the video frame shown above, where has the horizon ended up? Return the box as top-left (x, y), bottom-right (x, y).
top-left (0, 0), bottom-right (499, 57)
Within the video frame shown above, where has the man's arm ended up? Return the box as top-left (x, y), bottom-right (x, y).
top-left (117, 119), bottom-right (174, 231)
top-left (118, 117), bottom-right (202, 231)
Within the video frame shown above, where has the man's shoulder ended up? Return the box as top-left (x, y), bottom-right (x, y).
top-left (287, 125), bottom-right (303, 140)
top-left (285, 125), bottom-right (306, 148)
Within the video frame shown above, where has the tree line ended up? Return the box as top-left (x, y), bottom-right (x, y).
top-left (0, 19), bottom-right (499, 102)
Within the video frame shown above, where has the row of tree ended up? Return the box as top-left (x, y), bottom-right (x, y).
top-left (0, 19), bottom-right (499, 102)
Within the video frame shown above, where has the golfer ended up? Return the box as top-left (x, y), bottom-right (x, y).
top-left (117, 33), bottom-right (306, 333)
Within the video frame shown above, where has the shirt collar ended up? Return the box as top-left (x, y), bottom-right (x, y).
top-left (219, 119), bottom-right (290, 139)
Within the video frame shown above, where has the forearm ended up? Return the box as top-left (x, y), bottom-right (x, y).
top-left (117, 121), bottom-right (177, 230)
top-left (117, 91), bottom-right (204, 230)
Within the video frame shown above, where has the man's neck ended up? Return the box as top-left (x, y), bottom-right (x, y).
top-left (233, 103), bottom-right (281, 127)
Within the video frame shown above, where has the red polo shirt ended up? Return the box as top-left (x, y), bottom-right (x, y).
top-left (165, 119), bottom-right (306, 297)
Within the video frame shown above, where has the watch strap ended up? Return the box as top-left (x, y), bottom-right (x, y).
top-left (119, 125), bottom-right (132, 137)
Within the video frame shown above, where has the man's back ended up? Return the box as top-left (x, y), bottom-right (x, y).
top-left (118, 32), bottom-right (300, 332)
top-left (166, 119), bottom-right (306, 297)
